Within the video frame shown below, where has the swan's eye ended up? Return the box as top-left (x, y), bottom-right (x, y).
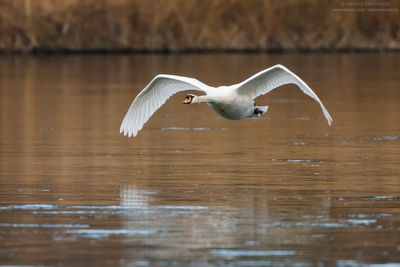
top-left (182, 95), bottom-right (192, 104)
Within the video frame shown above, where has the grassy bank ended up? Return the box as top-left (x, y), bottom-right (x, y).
top-left (0, 0), bottom-right (399, 52)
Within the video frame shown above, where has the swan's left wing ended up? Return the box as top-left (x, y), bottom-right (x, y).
top-left (236, 64), bottom-right (333, 125)
top-left (120, 74), bottom-right (211, 138)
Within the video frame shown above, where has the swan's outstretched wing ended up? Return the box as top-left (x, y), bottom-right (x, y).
top-left (236, 64), bottom-right (333, 125)
top-left (120, 74), bottom-right (211, 137)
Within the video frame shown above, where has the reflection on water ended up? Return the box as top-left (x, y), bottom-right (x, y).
top-left (0, 53), bottom-right (400, 266)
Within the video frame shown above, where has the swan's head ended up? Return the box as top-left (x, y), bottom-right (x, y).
top-left (182, 94), bottom-right (199, 105)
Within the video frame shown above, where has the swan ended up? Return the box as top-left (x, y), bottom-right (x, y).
top-left (120, 64), bottom-right (333, 138)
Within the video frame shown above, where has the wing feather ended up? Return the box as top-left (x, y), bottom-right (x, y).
top-left (236, 64), bottom-right (332, 125)
top-left (120, 74), bottom-right (211, 137)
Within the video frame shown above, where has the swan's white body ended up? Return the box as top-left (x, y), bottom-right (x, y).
top-left (120, 64), bottom-right (333, 138)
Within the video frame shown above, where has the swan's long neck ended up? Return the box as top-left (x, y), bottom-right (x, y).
top-left (196, 95), bottom-right (213, 104)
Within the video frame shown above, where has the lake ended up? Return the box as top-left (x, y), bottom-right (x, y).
top-left (0, 53), bottom-right (399, 266)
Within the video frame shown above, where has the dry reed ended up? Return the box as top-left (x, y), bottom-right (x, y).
top-left (0, 0), bottom-right (399, 52)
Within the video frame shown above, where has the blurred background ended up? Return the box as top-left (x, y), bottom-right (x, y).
top-left (0, 0), bottom-right (399, 53)
top-left (1, 1), bottom-right (400, 266)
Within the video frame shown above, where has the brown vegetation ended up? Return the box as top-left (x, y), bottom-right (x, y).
top-left (0, 0), bottom-right (399, 52)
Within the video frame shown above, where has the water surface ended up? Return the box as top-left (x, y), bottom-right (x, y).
top-left (0, 53), bottom-right (400, 266)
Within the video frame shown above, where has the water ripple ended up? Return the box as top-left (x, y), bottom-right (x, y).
top-left (0, 223), bottom-right (89, 228)
top-left (161, 127), bottom-right (227, 131)
top-left (210, 249), bottom-right (296, 257)
top-left (66, 229), bottom-right (155, 239)
top-left (0, 204), bottom-right (57, 210)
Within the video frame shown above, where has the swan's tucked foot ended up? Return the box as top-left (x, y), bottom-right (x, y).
top-left (253, 106), bottom-right (268, 117)
top-left (254, 108), bottom-right (263, 115)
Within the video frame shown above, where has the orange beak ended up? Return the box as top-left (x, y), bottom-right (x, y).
top-left (182, 97), bottom-right (192, 104)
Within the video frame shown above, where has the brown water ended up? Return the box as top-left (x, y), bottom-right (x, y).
top-left (0, 53), bottom-right (399, 266)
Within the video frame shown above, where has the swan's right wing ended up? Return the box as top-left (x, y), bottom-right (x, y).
top-left (236, 65), bottom-right (333, 126)
top-left (120, 74), bottom-right (211, 138)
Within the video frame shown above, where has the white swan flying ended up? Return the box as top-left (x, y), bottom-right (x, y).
top-left (120, 64), bottom-right (333, 138)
